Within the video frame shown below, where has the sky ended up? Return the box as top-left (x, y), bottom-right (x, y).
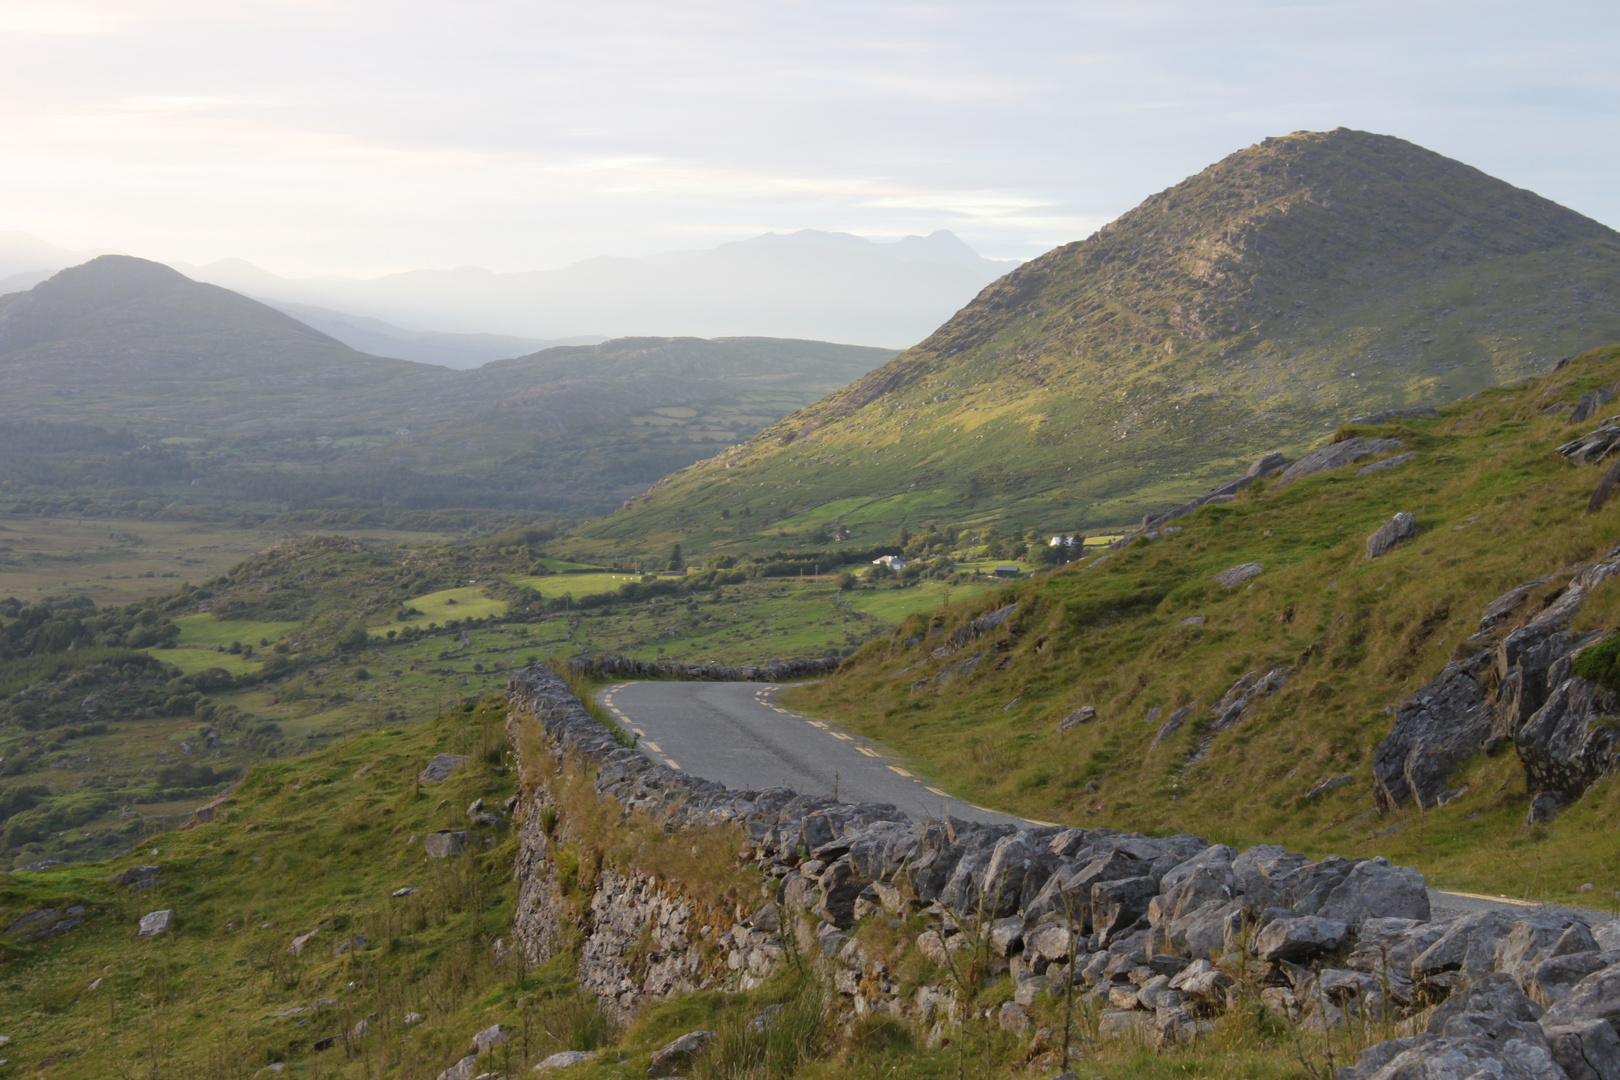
top-left (1, 0), bottom-right (1617, 277)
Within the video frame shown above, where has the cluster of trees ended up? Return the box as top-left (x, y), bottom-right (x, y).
top-left (0, 594), bottom-right (179, 662)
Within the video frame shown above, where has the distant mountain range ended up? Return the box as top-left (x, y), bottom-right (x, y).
top-left (0, 256), bottom-right (895, 519)
top-left (0, 228), bottom-right (1016, 360)
top-left (573, 128), bottom-right (1620, 557)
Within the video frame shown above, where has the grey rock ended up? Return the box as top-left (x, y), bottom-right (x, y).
top-left (109, 865), bottom-right (163, 888)
top-left (534, 1050), bottom-right (599, 1071)
top-left (424, 830), bottom-right (469, 858)
top-left (1414, 911), bottom-right (1518, 990)
top-left (998, 1001), bottom-right (1032, 1035)
top-left (1253, 915), bottom-right (1349, 964)
top-left (817, 858), bottom-right (868, 928)
top-left (418, 754), bottom-right (468, 783)
top-left (1543, 1019), bottom-right (1620, 1080)
top-left (137, 909), bottom-right (173, 937)
top-left (1495, 916), bottom-right (1596, 988)
top-left (1367, 513), bottom-right (1419, 559)
top-left (1288, 855), bottom-right (1363, 915)
top-left (1275, 437), bottom-right (1405, 487)
top-left (1056, 706), bottom-right (1096, 732)
top-left (1571, 392), bottom-right (1619, 426)
top-left (1307, 775), bottom-right (1356, 799)
top-left (1318, 858), bottom-right (1431, 924)
top-left (1543, 960), bottom-right (1620, 1029)
top-left (472, 1023), bottom-right (507, 1054)
top-left (1014, 976), bottom-right (1050, 1006)
top-left (1213, 562), bottom-right (1263, 588)
top-left (1427, 972), bottom-right (1544, 1038)
top-left (1091, 876), bottom-right (1158, 946)
top-left (1530, 953), bottom-right (1620, 1009)
top-left (1097, 1008), bottom-right (1153, 1040)
top-left (1147, 702), bottom-right (1199, 750)
top-left (1517, 670), bottom-right (1620, 807)
top-left (989, 916), bottom-right (1025, 957)
top-left (287, 929), bottom-right (318, 956)
top-left (647, 1031), bottom-right (716, 1077)
top-left (1374, 656), bottom-right (1494, 810)
top-left (1027, 924), bottom-right (1073, 962)
top-left (1559, 420), bottom-right (1620, 464)
top-left (436, 1055), bottom-right (478, 1080)
top-left (1356, 453), bottom-right (1418, 476)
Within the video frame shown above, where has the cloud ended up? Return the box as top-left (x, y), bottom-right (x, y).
top-left (0, 0), bottom-right (1614, 274)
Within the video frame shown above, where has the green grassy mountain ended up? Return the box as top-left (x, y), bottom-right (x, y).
top-left (572, 128), bottom-right (1620, 559)
top-left (0, 257), bottom-right (894, 520)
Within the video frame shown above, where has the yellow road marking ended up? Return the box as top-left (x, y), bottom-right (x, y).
top-left (806, 720), bottom-right (828, 729)
top-left (643, 741), bottom-right (662, 753)
top-left (857, 747), bottom-right (880, 758)
top-left (887, 766), bottom-right (913, 777)
top-left (927, 787), bottom-right (949, 797)
top-left (664, 759), bottom-right (681, 770)
top-left (1436, 889), bottom-right (1540, 908)
top-left (633, 728), bottom-right (646, 737)
top-left (831, 732), bottom-right (853, 742)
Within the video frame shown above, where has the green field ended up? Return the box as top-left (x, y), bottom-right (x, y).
top-left (845, 579), bottom-right (998, 623)
top-left (152, 646), bottom-right (264, 677)
top-left (172, 614), bottom-right (300, 648)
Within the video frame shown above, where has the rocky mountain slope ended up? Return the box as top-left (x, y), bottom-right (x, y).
top-left (573, 128), bottom-right (1620, 559)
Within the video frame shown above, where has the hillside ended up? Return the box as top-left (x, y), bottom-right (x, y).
top-left (572, 128), bottom-right (1620, 559)
top-left (0, 260), bottom-right (895, 520)
top-left (787, 342), bottom-right (1620, 903)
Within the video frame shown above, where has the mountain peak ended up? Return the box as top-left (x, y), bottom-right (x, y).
top-left (33, 255), bottom-right (193, 310)
top-left (576, 129), bottom-right (1620, 555)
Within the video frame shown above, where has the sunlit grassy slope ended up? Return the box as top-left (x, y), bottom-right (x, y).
top-left (788, 343), bottom-right (1620, 906)
top-left (575, 129), bottom-right (1620, 560)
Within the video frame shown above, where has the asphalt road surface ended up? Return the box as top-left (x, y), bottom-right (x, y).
top-left (600, 679), bottom-right (1617, 924)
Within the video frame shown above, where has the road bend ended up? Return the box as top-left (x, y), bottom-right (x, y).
top-left (598, 679), bottom-right (1615, 923)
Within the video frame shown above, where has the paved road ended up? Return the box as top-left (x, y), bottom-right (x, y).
top-left (600, 679), bottom-right (1616, 924)
top-left (599, 680), bottom-right (1034, 828)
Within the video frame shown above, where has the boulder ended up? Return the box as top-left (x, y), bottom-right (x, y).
top-left (1057, 706), bottom-right (1096, 732)
top-left (472, 1024), bottom-right (507, 1054)
top-left (1559, 420), bottom-right (1620, 464)
top-left (1097, 1009), bottom-right (1152, 1040)
top-left (1275, 437), bottom-right (1405, 487)
top-left (1414, 912), bottom-right (1518, 991)
top-left (1317, 859), bottom-right (1431, 924)
top-left (1252, 915), bottom-right (1349, 964)
top-left (1517, 670), bottom-right (1620, 806)
top-left (436, 1056), bottom-right (478, 1080)
top-left (1495, 917), bottom-right (1597, 988)
top-left (418, 754), bottom-right (468, 783)
top-left (1213, 562), bottom-right (1263, 588)
top-left (997, 1001), bottom-right (1032, 1035)
top-left (647, 1030), bottom-right (716, 1077)
top-left (989, 916), bottom-right (1025, 957)
top-left (1570, 391), bottom-right (1618, 426)
top-left (1092, 876), bottom-right (1158, 945)
top-left (1169, 958), bottom-right (1234, 1005)
top-left (1373, 656), bottom-right (1494, 809)
top-left (1366, 513), bottom-right (1419, 559)
top-left (1027, 924), bottom-right (1073, 962)
top-left (287, 929), bottom-right (318, 956)
top-left (1543, 1019), bottom-right (1620, 1080)
top-left (816, 858), bottom-right (868, 929)
top-left (1287, 855), bottom-right (1362, 915)
top-left (534, 1050), bottom-right (599, 1072)
top-left (1542, 960), bottom-right (1620, 1030)
top-left (137, 909), bottom-right (173, 937)
top-left (424, 830), bottom-right (468, 858)
top-left (1530, 953), bottom-right (1620, 1009)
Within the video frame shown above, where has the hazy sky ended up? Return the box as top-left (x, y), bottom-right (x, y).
top-left (2, 0), bottom-right (1616, 276)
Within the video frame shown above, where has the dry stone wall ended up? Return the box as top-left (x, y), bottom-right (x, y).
top-left (506, 669), bottom-right (1620, 1078)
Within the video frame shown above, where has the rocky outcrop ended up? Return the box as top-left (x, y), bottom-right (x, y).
top-left (1112, 453), bottom-right (1289, 547)
top-left (1559, 418), bottom-right (1620, 464)
top-left (1275, 437), bottom-right (1405, 487)
top-left (1213, 562), bottom-right (1263, 588)
top-left (566, 655), bottom-right (839, 682)
top-left (1347, 407), bottom-right (1441, 426)
top-left (1374, 544), bottom-right (1620, 811)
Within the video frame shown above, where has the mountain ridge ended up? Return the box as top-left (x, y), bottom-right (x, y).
top-left (570, 128), bottom-right (1620, 558)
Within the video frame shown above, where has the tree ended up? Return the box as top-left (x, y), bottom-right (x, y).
top-left (666, 543), bottom-right (684, 571)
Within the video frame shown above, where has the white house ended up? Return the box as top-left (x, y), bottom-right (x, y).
top-left (872, 555), bottom-right (907, 570)
top-left (1049, 535), bottom-right (1077, 547)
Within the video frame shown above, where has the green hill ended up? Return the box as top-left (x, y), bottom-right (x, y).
top-left (788, 342), bottom-right (1620, 904)
top-left (571, 128), bottom-right (1620, 559)
top-left (0, 259), bottom-right (895, 520)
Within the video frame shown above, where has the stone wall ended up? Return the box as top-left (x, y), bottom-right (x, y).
top-left (506, 668), bottom-right (1620, 1079)
top-left (564, 655), bottom-right (839, 682)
